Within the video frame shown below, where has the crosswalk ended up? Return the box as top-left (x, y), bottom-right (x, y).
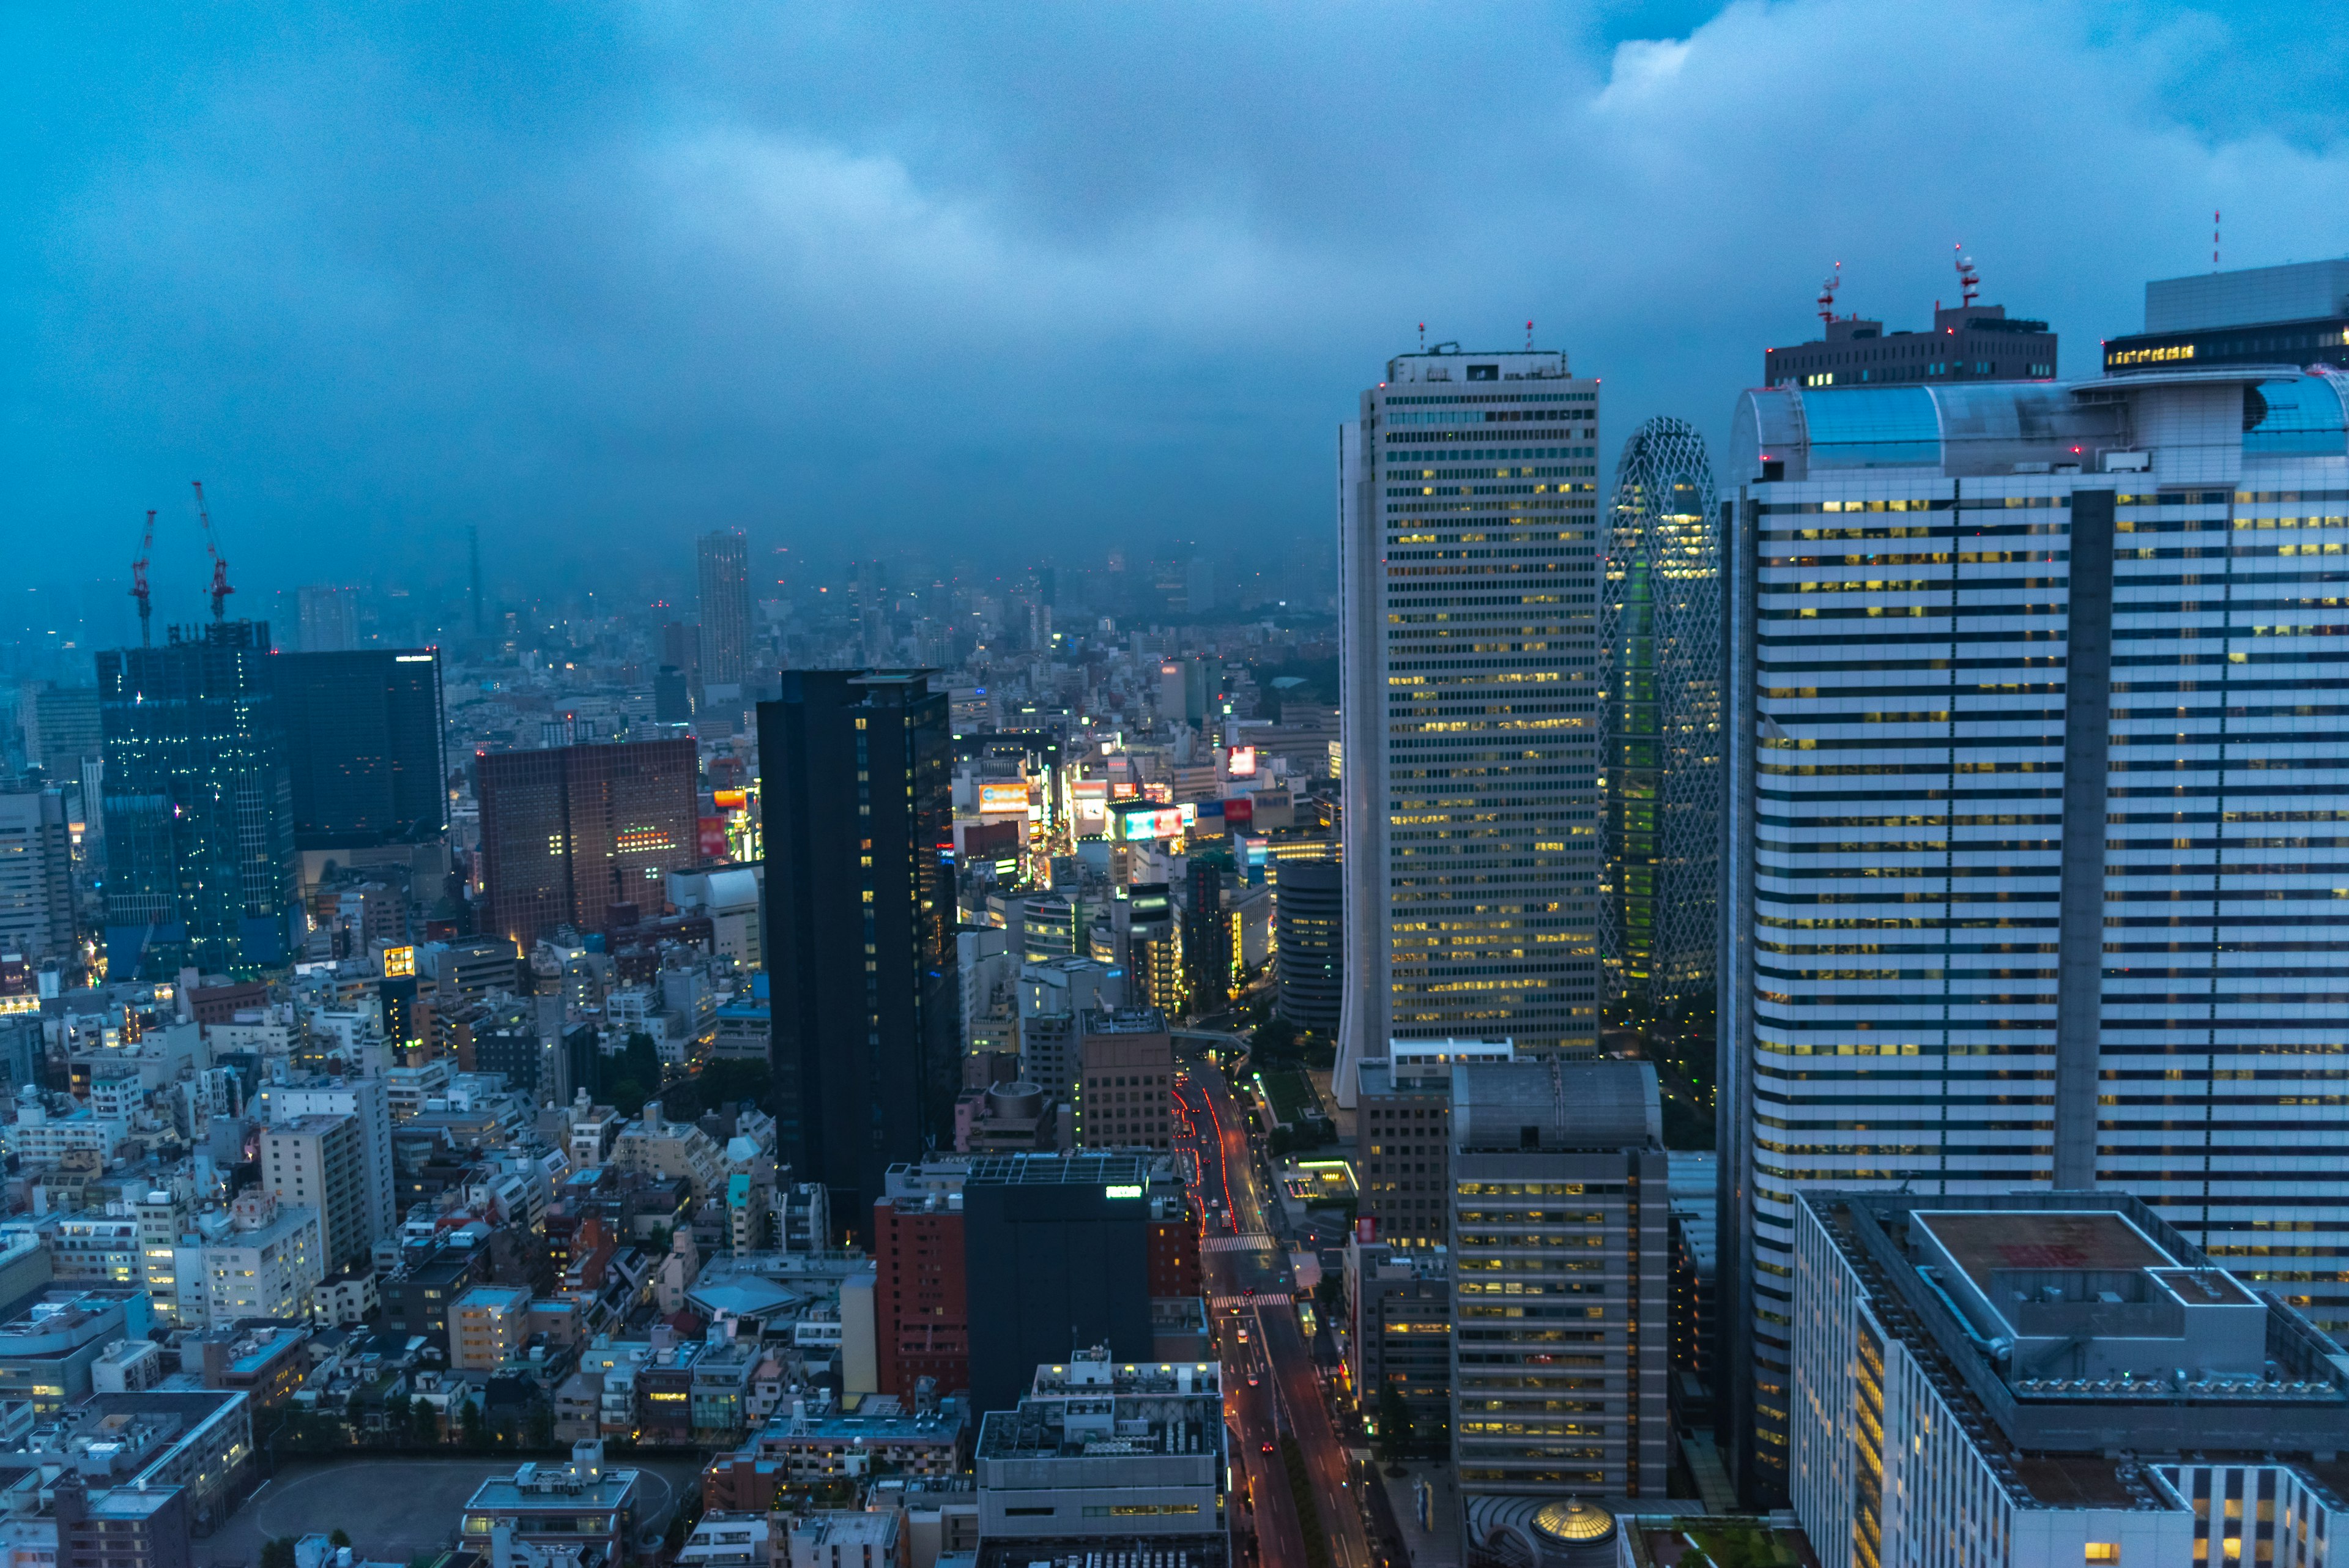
top-left (1202, 1232), bottom-right (1278, 1252)
top-left (1211, 1293), bottom-right (1293, 1310)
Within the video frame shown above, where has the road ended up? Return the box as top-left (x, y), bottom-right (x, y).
top-left (1176, 1062), bottom-right (1379, 1568)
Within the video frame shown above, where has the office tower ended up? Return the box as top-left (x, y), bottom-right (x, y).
top-left (1449, 1058), bottom-right (1668, 1501)
top-left (261, 1113), bottom-right (369, 1270)
top-left (697, 529), bottom-right (752, 687)
top-left (1120, 882), bottom-right (1183, 1015)
top-left (1718, 362), bottom-right (2349, 1507)
top-left (1272, 858), bottom-right (1342, 1033)
top-left (851, 559), bottom-right (889, 667)
top-left (653, 666), bottom-right (693, 725)
top-left (296, 584), bottom-right (360, 652)
top-left (1599, 418), bottom-right (1721, 1026)
top-left (661, 620), bottom-right (701, 700)
top-left (476, 738), bottom-right (699, 951)
top-left (0, 786), bottom-right (75, 963)
top-left (1761, 269), bottom-right (2057, 388)
top-left (1335, 345), bottom-right (1605, 1104)
top-left (759, 671), bottom-right (955, 1241)
top-left (266, 649), bottom-right (447, 851)
top-left (873, 1165), bottom-right (971, 1397)
top-left (2102, 255), bottom-right (2349, 373)
top-left (1345, 1233), bottom-right (1452, 1452)
top-left (15, 682), bottom-right (102, 774)
top-left (962, 1153), bottom-right (1157, 1416)
top-left (95, 621), bottom-right (298, 979)
top-left (1791, 1191), bottom-right (2349, 1564)
top-left (1074, 1006), bottom-right (1174, 1150)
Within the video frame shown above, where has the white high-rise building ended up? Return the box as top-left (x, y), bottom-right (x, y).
top-left (0, 786), bottom-right (75, 964)
top-left (1335, 346), bottom-right (1606, 1104)
top-left (1720, 362), bottom-right (2349, 1504)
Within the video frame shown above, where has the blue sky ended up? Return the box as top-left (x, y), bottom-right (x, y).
top-left (7, 1), bottom-right (2349, 614)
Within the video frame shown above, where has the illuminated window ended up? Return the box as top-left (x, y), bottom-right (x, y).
top-left (2085, 1547), bottom-right (2120, 1564)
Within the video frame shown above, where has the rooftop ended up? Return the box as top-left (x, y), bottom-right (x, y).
top-left (1451, 1060), bottom-right (1660, 1153)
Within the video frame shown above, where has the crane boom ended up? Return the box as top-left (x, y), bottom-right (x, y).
top-left (191, 480), bottom-right (233, 622)
top-left (129, 508), bottom-right (157, 646)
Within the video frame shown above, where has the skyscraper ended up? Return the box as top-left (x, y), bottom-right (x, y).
top-left (296, 585), bottom-right (360, 653)
top-left (96, 620), bottom-right (298, 979)
top-left (1449, 1058), bottom-right (1668, 1499)
top-left (1335, 344), bottom-right (1605, 1104)
top-left (1600, 418), bottom-right (1721, 1027)
top-left (0, 786), bottom-right (75, 964)
top-left (697, 529), bottom-right (752, 687)
top-left (1718, 361), bottom-right (2349, 1506)
top-left (759, 671), bottom-right (956, 1241)
top-left (475, 737), bottom-right (699, 951)
top-left (266, 649), bottom-right (447, 851)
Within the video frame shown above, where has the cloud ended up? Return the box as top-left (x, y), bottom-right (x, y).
top-left (4, 0), bottom-right (2348, 617)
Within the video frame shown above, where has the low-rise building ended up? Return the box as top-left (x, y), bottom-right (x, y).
top-left (973, 1349), bottom-right (1223, 1566)
top-left (0, 1287), bottom-right (153, 1411)
top-left (751, 1393), bottom-right (968, 1484)
top-left (610, 1099), bottom-right (727, 1198)
top-left (450, 1284), bottom-right (532, 1372)
top-left (460, 1440), bottom-right (641, 1563)
top-left (785, 1510), bottom-right (905, 1568)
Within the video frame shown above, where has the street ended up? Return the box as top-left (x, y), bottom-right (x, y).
top-left (1176, 1060), bottom-right (1381, 1568)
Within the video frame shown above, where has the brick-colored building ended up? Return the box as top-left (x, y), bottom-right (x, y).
top-left (873, 1188), bottom-right (968, 1399)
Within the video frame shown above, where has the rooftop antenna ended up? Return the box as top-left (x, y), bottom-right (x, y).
top-left (1816, 262), bottom-right (1843, 327)
top-left (1954, 245), bottom-right (1980, 309)
top-left (190, 480), bottom-right (232, 622)
top-left (2213, 209), bottom-right (2221, 270)
top-left (1418, 321), bottom-right (1425, 352)
top-left (1526, 319), bottom-right (1534, 351)
top-left (128, 509), bottom-right (157, 647)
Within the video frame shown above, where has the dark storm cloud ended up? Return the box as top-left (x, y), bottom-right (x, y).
top-left (6, 1), bottom-right (2348, 608)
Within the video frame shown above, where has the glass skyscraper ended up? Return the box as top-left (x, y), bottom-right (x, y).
top-left (96, 620), bottom-right (298, 979)
top-left (1718, 365), bottom-right (2349, 1505)
top-left (1600, 416), bottom-right (1721, 1028)
top-left (1335, 346), bottom-right (1606, 1102)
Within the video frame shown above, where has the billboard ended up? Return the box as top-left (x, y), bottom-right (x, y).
top-left (712, 788), bottom-right (749, 811)
top-left (1113, 803), bottom-right (1187, 842)
top-left (1227, 745), bottom-right (1258, 778)
top-left (1222, 795), bottom-right (1254, 827)
top-left (699, 817), bottom-right (730, 858)
top-left (978, 782), bottom-right (1031, 816)
top-left (382, 946), bottom-right (415, 979)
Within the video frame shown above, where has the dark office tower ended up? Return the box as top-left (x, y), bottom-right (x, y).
top-left (1181, 849), bottom-right (1230, 1013)
top-left (2102, 256), bottom-right (2349, 373)
top-left (653, 666), bottom-right (693, 725)
top-left (1599, 418), bottom-right (1720, 1029)
top-left (296, 585), bottom-right (359, 653)
top-left (96, 621), bottom-right (298, 979)
top-left (266, 650), bottom-right (447, 850)
top-left (661, 620), bottom-right (701, 706)
top-left (851, 560), bottom-right (889, 667)
top-left (1273, 859), bottom-right (1342, 1034)
top-left (1761, 259), bottom-right (2057, 388)
top-left (760, 671), bottom-right (956, 1242)
top-left (697, 529), bottom-right (752, 686)
top-left (962, 1153), bottom-right (1156, 1417)
top-left (476, 738), bottom-right (699, 951)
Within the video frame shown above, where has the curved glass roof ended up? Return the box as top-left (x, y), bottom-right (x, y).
top-left (1798, 386), bottom-right (1940, 469)
top-left (2246, 376), bottom-right (2349, 456)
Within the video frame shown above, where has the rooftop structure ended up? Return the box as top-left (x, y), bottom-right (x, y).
top-left (1795, 1191), bottom-right (2349, 1564)
top-left (2105, 255), bottom-right (2349, 374)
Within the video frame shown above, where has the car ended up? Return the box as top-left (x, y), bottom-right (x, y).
top-left (1261, 1438), bottom-right (1275, 1452)
top-left (1243, 1284), bottom-right (1255, 1299)
top-left (1247, 1369), bottom-right (1259, 1386)
top-left (1236, 1325), bottom-right (1249, 1342)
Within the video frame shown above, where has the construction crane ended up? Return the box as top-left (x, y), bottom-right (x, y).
top-left (190, 480), bottom-right (233, 622)
top-left (128, 509), bottom-right (157, 646)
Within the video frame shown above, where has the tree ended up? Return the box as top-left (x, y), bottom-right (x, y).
top-left (412, 1399), bottom-right (441, 1446)
top-left (330, 1529), bottom-right (353, 1549)
top-left (261, 1540), bottom-right (298, 1568)
top-left (525, 1399), bottom-right (556, 1449)
top-left (1376, 1385), bottom-right (1416, 1462)
top-left (460, 1397), bottom-right (488, 1451)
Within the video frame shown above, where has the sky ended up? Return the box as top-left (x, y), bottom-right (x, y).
top-left (8, 0), bottom-right (2349, 619)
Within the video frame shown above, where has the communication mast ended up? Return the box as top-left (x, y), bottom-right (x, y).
top-left (190, 480), bottom-right (233, 622)
top-left (128, 509), bottom-right (157, 647)
top-left (1954, 245), bottom-right (1981, 309)
top-left (1816, 262), bottom-right (1844, 327)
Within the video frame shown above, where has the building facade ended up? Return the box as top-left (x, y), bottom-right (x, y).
top-left (1271, 857), bottom-right (1341, 1035)
top-left (265, 648), bottom-right (447, 851)
top-left (1719, 363), bottom-right (2349, 1506)
top-left (259, 1114), bottom-right (369, 1273)
top-left (1449, 1059), bottom-right (1668, 1501)
top-left (698, 529), bottom-right (753, 688)
top-left (759, 672), bottom-right (956, 1243)
top-left (1336, 346), bottom-right (1604, 1102)
top-left (1599, 417), bottom-right (1721, 1027)
top-left (2104, 256), bottom-right (2349, 376)
top-left (0, 786), bottom-right (75, 965)
top-left (96, 621), bottom-right (298, 979)
top-left (476, 737), bottom-right (699, 951)
top-left (1074, 1007), bottom-right (1174, 1151)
